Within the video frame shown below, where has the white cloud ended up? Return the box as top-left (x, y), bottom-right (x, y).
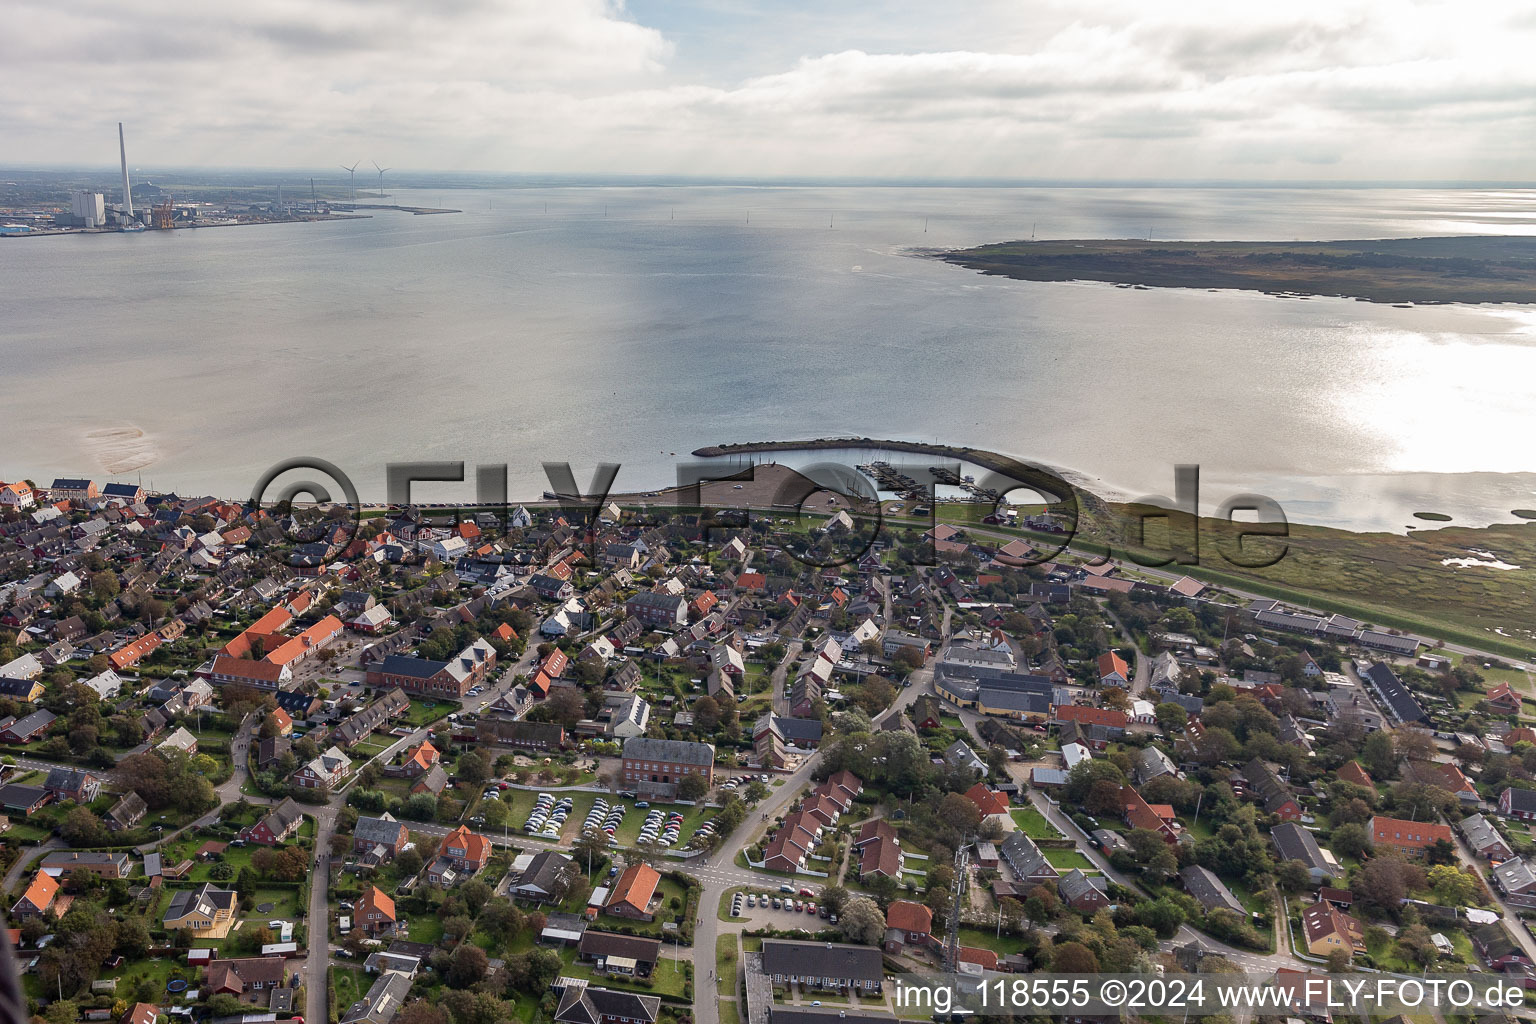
top-left (2, 0), bottom-right (1532, 179)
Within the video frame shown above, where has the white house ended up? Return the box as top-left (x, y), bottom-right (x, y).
top-left (0, 483), bottom-right (35, 509)
top-left (46, 572), bottom-right (82, 598)
top-left (425, 536), bottom-right (469, 561)
top-left (81, 669), bottom-right (125, 700)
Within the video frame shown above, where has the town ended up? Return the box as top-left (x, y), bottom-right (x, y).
top-left (1, 467), bottom-right (1535, 1024)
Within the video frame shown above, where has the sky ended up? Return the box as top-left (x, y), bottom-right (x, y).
top-left (5, 0), bottom-right (1535, 180)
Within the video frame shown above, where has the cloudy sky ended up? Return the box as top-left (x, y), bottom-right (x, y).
top-left (6, 0), bottom-right (1534, 180)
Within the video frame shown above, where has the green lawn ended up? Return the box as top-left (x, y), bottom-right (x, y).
top-left (403, 699), bottom-right (458, 727)
top-left (1043, 848), bottom-right (1095, 870)
top-left (957, 925), bottom-right (1029, 956)
top-left (1009, 808), bottom-right (1062, 839)
top-left (717, 933), bottom-right (738, 994)
top-left (719, 1000), bottom-right (741, 1024)
top-left (560, 958), bottom-right (691, 1001)
top-left (332, 966), bottom-right (370, 1012)
top-left (248, 888), bottom-right (301, 920)
top-left (408, 914), bottom-right (444, 944)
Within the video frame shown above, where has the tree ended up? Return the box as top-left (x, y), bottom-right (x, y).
top-left (546, 687), bottom-right (585, 728)
top-left (1427, 864), bottom-right (1480, 905)
top-left (998, 896), bottom-right (1024, 934)
top-left (838, 895), bottom-right (886, 945)
top-left (1425, 838), bottom-right (1458, 867)
top-left (396, 1002), bottom-right (450, 1024)
top-left (446, 943), bottom-right (489, 988)
top-left (856, 675), bottom-right (896, 716)
top-left (1052, 941), bottom-right (1100, 972)
top-left (1331, 822), bottom-right (1371, 859)
top-left (402, 792), bottom-right (439, 821)
top-left (693, 695), bottom-right (722, 731)
top-left (61, 806), bottom-right (108, 847)
top-left (1135, 897), bottom-right (1185, 939)
top-left (1065, 759), bottom-right (1125, 803)
top-left (1275, 859), bottom-right (1312, 893)
top-left (678, 773), bottom-right (709, 801)
top-left (1361, 731), bottom-right (1396, 778)
top-left (456, 750), bottom-right (490, 787)
top-left (1155, 702), bottom-right (1189, 734)
top-left (1355, 857), bottom-right (1413, 915)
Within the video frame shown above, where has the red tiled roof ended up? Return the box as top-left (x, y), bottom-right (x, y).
top-left (608, 863), bottom-right (660, 912)
top-left (360, 884), bottom-right (395, 922)
top-left (1097, 651), bottom-right (1130, 679)
top-left (1338, 761), bottom-right (1373, 788)
top-left (264, 614), bottom-right (344, 666)
top-left (963, 783), bottom-right (1010, 817)
top-left (1056, 704), bottom-right (1128, 728)
top-left (886, 899), bottom-right (933, 934)
top-left (1369, 815), bottom-right (1452, 849)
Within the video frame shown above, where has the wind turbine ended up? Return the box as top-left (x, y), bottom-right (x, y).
top-left (340, 161), bottom-right (359, 201)
top-left (372, 161), bottom-right (391, 198)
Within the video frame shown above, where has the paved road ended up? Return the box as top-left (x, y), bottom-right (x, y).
top-left (691, 667), bottom-right (934, 1024)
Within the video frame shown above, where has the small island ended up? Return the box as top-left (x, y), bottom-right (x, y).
top-left (940, 235), bottom-right (1536, 304)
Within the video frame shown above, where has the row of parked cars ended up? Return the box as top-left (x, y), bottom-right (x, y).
top-left (638, 807), bottom-right (685, 847)
top-left (523, 793), bottom-right (571, 840)
top-left (719, 773), bottom-right (771, 793)
top-left (581, 798), bottom-right (628, 844)
top-left (730, 885), bottom-right (833, 921)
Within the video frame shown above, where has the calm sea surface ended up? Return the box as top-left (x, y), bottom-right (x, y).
top-left (3, 184), bottom-right (1535, 533)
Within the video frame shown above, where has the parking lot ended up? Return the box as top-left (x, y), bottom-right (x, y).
top-left (728, 886), bottom-right (832, 931)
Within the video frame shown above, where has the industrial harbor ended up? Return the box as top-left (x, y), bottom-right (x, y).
top-left (0, 125), bottom-right (458, 237)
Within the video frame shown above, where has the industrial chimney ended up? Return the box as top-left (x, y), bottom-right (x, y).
top-left (118, 122), bottom-right (133, 219)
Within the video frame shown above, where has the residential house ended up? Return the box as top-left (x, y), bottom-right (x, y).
top-left (357, 885), bottom-right (398, 937)
top-left (106, 791), bottom-right (148, 832)
top-left (1271, 822), bottom-right (1341, 884)
top-left (1243, 759), bottom-right (1303, 820)
top-left (1460, 814), bottom-right (1515, 861)
top-left (553, 984), bottom-right (661, 1024)
top-left (883, 900), bottom-right (933, 953)
top-left (760, 939), bottom-right (884, 993)
top-left (1136, 746), bottom-right (1178, 785)
top-left (1369, 815), bottom-right (1453, 858)
top-left (340, 970), bottom-right (413, 1024)
top-left (1180, 865), bottom-right (1245, 915)
top-left (0, 709), bottom-right (55, 743)
top-left (1499, 787), bottom-right (1536, 822)
top-left (1300, 901), bottom-right (1365, 957)
top-left (207, 957), bottom-right (288, 1003)
top-left (293, 746), bottom-right (352, 790)
top-left (40, 850), bottom-right (130, 879)
top-left (353, 814), bottom-right (410, 863)
top-left (163, 883), bottom-right (238, 936)
top-left (511, 851), bottom-right (579, 904)
top-left (577, 931), bottom-right (661, 977)
top-left (999, 831), bottom-right (1058, 886)
top-left (605, 862), bottom-right (661, 921)
top-left (10, 871), bottom-right (58, 921)
top-left (243, 797), bottom-right (305, 845)
top-left (1057, 869), bottom-right (1110, 914)
top-left (44, 767), bottom-right (101, 804)
top-left (429, 825), bottom-right (491, 886)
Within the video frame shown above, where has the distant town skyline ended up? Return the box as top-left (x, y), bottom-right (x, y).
top-left (3, 0), bottom-right (1534, 180)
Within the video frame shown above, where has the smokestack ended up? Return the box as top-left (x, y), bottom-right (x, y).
top-left (118, 122), bottom-right (133, 218)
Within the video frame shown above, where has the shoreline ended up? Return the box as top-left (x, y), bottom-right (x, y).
top-left (937, 235), bottom-right (1536, 305)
